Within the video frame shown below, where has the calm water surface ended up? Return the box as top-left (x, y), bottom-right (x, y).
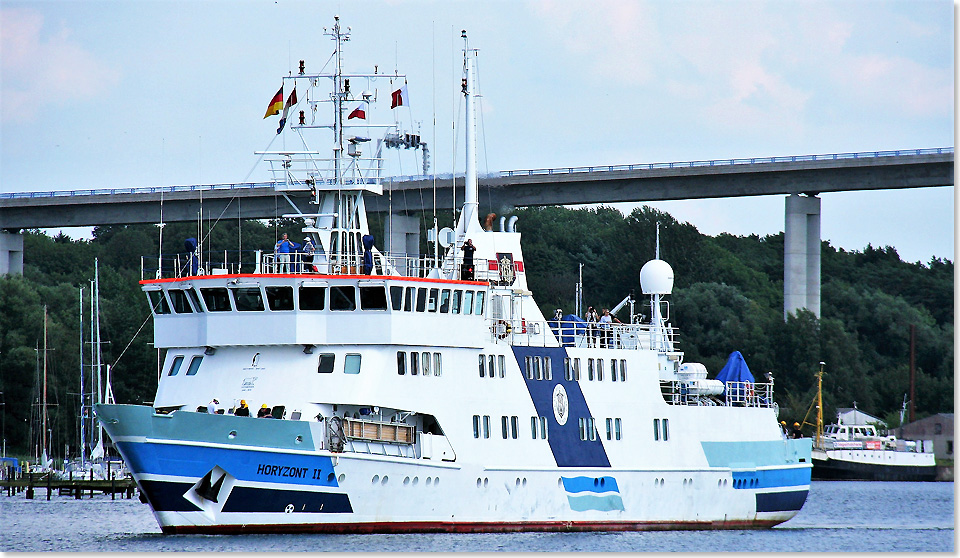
top-left (1, 481), bottom-right (953, 552)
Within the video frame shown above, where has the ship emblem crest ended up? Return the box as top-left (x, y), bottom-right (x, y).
top-left (552, 383), bottom-right (568, 426)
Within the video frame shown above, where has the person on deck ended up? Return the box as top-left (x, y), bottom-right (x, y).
top-left (207, 399), bottom-right (219, 414)
top-left (461, 239), bottom-right (476, 280)
top-left (303, 237), bottom-right (317, 273)
top-left (235, 400), bottom-right (250, 417)
top-left (275, 233), bottom-right (295, 273)
top-left (584, 306), bottom-right (599, 347)
top-left (257, 404), bottom-right (273, 418)
top-left (791, 422), bottom-right (803, 438)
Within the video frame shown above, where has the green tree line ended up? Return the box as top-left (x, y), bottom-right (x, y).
top-left (0, 207), bottom-right (952, 458)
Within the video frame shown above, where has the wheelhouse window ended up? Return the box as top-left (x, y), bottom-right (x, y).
top-left (415, 288), bottom-right (427, 312)
top-left (147, 290), bottom-right (171, 314)
top-left (330, 285), bottom-right (356, 311)
top-left (185, 288), bottom-right (204, 312)
top-left (167, 355), bottom-right (184, 376)
top-left (185, 355), bottom-right (203, 376)
top-left (462, 291), bottom-right (474, 315)
top-left (318, 353), bottom-right (335, 373)
top-left (427, 288), bottom-right (439, 312)
top-left (266, 286), bottom-right (294, 311)
top-left (201, 287), bottom-right (232, 311)
top-left (474, 291), bottom-right (485, 315)
top-left (299, 286), bottom-right (326, 310)
top-left (439, 289), bottom-right (451, 313)
top-left (451, 290), bottom-right (463, 314)
top-left (404, 287), bottom-right (415, 311)
top-left (359, 286), bottom-right (388, 310)
top-left (390, 286), bottom-right (403, 311)
top-left (344, 353), bottom-right (361, 374)
top-left (232, 287), bottom-right (264, 311)
top-left (167, 289), bottom-right (193, 313)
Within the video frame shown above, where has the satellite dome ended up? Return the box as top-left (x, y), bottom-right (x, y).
top-left (640, 259), bottom-right (674, 295)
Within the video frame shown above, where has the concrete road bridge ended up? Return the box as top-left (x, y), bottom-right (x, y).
top-left (0, 147), bottom-right (953, 318)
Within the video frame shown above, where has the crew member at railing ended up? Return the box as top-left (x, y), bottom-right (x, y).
top-left (599, 308), bottom-right (620, 348)
top-left (274, 233), bottom-right (295, 273)
top-left (303, 237), bottom-right (317, 273)
top-left (585, 306), bottom-right (599, 347)
top-left (461, 239), bottom-right (476, 280)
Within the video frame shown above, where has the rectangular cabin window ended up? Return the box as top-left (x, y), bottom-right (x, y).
top-left (147, 290), bottom-right (171, 314)
top-left (462, 291), bottom-right (474, 315)
top-left (662, 418), bottom-right (669, 441)
top-left (579, 418), bottom-right (587, 441)
top-left (564, 358), bottom-right (572, 381)
top-left (615, 418), bottom-right (622, 440)
top-left (501, 416), bottom-right (509, 439)
top-left (185, 355), bottom-right (203, 376)
top-left (344, 353), bottom-right (361, 374)
top-left (299, 286), bottom-right (326, 310)
top-left (168, 289), bottom-right (193, 313)
top-left (474, 291), bottom-right (485, 315)
top-left (611, 359), bottom-right (618, 382)
top-left (498, 355), bottom-right (505, 378)
top-left (201, 288), bottom-right (232, 312)
top-left (483, 415), bottom-right (490, 439)
top-left (404, 287), bottom-right (415, 311)
top-left (587, 418), bottom-right (596, 441)
top-left (266, 286), bottom-right (294, 311)
top-left (416, 288), bottom-right (427, 312)
top-left (654, 418), bottom-right (660, 441)
top-left (478, 354), bottom-right (486, 377)
top-left (167, 355), bottom-right (184, 376)
top-left (587, 359), bottom-right (595, 381)
top-left (439, 289), bottom-right (451, 313)
top-left (427, 288), bottom-right (439, 312)
top-left (330, 285), bottom-right (356, 311)
top-left (318, 353), bottom-right (335, 373)
top-left (511, 416), bottom-right (519, 439)
top-left (434, 353), bottom-right (442, 376)
top-left (397, 351), bottom-right (406, 375)
top-left (452, 290), bottom-right (463, 314)
top-left (473, 415), bottom-right (481, 439)
top-left (185, 288), bottom-right (204, 312)
top-left (531, 417), bottom-right (538, 439)
top-left (573, 358), bottom-right (581, 381)
top-left (597, 359), bottom-right (604, 382)
top-left (232, 287), bottom-right (265, 311)
top-left (359, 286), bottom-right (388, 310)
top-left (544, 356), bottom-right (552, 380)
top-left (421, 352), bottom-right (431, 376)
top-left (620, 359), bottom-right (627, 382)
top-left (541, 417), bottom-right (548, 440)
top-left (390, 286), bottom-right (403, 311)
top-left (606, 418), bottom-right (614, 440)
top-left (410, 352), bottom-right (419, 375)
top-left (534, 357), bottom-right (542, 380)
top-left (525, 356), bottom-right (533, 379)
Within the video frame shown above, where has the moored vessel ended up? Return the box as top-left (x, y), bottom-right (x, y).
top-left (96, 20), bottom-right (811, 534)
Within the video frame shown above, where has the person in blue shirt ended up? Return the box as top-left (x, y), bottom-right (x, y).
top-left (275, 233), bottom-right (295, 273)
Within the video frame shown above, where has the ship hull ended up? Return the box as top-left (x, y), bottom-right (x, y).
top-left (811, 449), bottom-right (937, 481)
top-left (98, 404), bottom-right (811, 534)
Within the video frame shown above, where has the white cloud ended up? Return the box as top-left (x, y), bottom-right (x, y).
top-left (1, 7), bottom-right (119, 123)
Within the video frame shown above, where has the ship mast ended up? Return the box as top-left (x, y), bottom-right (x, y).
top-left (456, 30), bottom-right (481, 237)
top-left (815, 362), bottom-right (825, 449)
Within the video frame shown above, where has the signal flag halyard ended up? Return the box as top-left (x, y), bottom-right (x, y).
top-left (264, 86), bottom-right (283, 118)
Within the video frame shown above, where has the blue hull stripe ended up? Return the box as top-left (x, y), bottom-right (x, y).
top-left (731, 467), bottom-right (810, 489)
top-left (561, 476), bottom-right (620, 494)
top-left (139, 479), bottom-right (353, 513)
top-left (116, 441), bottom-right (339, 488)
top-left (755, 490), bottom-right (809, 513)
top-left (567, 493), bottom-right (625, 512)
top-left (511, 346), bottom-right (610, 468)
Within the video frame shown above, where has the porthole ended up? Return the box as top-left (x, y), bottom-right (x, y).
top-left (483, 478), bottom-right (489, 488)
top-left (522, 478), bottom-right (527, 487)
top-left (227, 430), bottom-right (237, 439)
top-left (412, 476), bottom-right (419, 486)
top-left (381, 475), bottom-right (389, 485)
top-left (426, 477), bottom-right (432, 486)
top-left (515, 478), bottom-right (520, 487)
top-left (403, 476), bottom-right (410, 486)
top-left (327, 473), bottom-right (335, 482)
top-left (477, 478), bottom-right (482, 488)
top-left (557, 478), bottom-right (563, 488)
top-left (338, 473), bottom-right (345, 483)
top-left (372, 475), bottom-right (380, 484)
top-left (295, 435), bottom-right (303, 444)
top-left (434, 477), bottom-right (440, 486)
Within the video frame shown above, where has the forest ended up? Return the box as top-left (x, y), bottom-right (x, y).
top-left (0, 204), bottom-right (952, 459)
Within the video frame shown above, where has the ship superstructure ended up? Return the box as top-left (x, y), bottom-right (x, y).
top-left (96, 22), bottom-right (811, 534)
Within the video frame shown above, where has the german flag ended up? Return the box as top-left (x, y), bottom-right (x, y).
top-left (263, 86), bottom-right (283, 118)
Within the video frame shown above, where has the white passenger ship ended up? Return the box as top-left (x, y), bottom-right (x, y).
top-left (96, 21), bottom-right (811, 534)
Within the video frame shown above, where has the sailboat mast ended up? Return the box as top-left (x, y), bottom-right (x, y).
top-left (79, 286), bottom-right (85, 464)
top-left (815, 362), bottom-right (825, 449)
top-left (42, 305), bottom-right (48, 465)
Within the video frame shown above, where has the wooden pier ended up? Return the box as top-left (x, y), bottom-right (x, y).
top-left (2, 471), bottom-right (137, 501)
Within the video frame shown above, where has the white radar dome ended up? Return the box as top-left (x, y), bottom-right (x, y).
top-left (640, 259), bottom-right (674, 295)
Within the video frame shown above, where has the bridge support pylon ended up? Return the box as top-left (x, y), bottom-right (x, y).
top-left (384, 214), bottom-right (421, 276)
top-left (784, 194), bottom-right (821, 319)
top-left (0, 230), bottom-right (24, 276)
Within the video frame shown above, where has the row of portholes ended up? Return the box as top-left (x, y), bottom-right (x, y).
top-left (327, 472), bottom-right (346, 483)
top-left (478, 477), bottom-right (527, 488)
top-left (681, 478), bottom-right (694, 486)
top-left (733, 478), bottom-right (759, 489)
top-left (370, 474), bottom-right (440, 487)
top-left (718, 479), bottom-right (729, 487)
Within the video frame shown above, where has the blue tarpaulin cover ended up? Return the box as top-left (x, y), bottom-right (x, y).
top-left (548, 314), bottom-right (588, 346)
top-left (714, 350), bottom-right (755, 398)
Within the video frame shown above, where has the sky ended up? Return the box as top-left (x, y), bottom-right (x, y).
top-left (0, 0), bottom-right (954, 264)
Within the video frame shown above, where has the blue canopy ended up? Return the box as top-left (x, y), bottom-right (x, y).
top-left (548, 314), bottom-right (588, 347)
top-left (714, 351), bottom-right (755, 384)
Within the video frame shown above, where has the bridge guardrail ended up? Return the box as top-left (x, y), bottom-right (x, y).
top-left (2, 147), bottom-right (952, 200)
